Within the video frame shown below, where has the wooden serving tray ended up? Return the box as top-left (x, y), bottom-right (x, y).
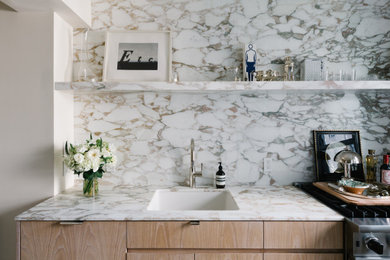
top-left (313, 182), bottom-right (390, 206)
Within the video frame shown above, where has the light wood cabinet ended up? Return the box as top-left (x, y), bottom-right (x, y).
top-left (264, 221), bottom-right (343, 249)
top-left (127, 253), bottom-right (193, 260)
top-left (264, 253), bottom-right (343, 260)
top-left (19, 220), bottom-right (344, 260)
top-left (20, 221), bottom-right (126, 260)
top-left (127, 221), bottom-right (263, 249)
top-left (196, 253), bottom-right (263, 260)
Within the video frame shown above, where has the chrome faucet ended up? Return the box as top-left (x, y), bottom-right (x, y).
top-left (189, 138), bottom-right (203, 188)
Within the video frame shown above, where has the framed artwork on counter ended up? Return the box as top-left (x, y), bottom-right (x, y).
top-left (103, 31), bottom-right (172, 82)
top-left (313, 130), bottom-right (364, 182)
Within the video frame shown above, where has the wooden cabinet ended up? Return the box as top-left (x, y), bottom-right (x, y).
top-left (20, 221), bottom-right (126, 260)
top-left (264, 253), bottom-right (343, 260)
top-left (19, 220), bottom-right (343, 260)
top-left (264, 221), bottom-right (343, 249)
top-left (127, 253), bottom-right (193, 260)
top-left (127, 221), bottom-right (263, 249)
top-left (127, 253), bottom-right (263, 260)
top-left (196, 253), bottom-right (263, 260)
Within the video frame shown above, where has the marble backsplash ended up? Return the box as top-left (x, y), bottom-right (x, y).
top-left (74, 0), bottom-right (390, 81)
top-left (74, 90), bottom-right (390, 186)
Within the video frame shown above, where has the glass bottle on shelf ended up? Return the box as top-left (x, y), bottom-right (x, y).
top-left (76, 29), bottom-right (97, 82)
top-left (365, 149), bottom-right (377, 183)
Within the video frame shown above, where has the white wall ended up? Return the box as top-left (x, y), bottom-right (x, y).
top-left (0, 11), bottom-right (54, 260)
top-left (53, 12), bottom-right (74, 194)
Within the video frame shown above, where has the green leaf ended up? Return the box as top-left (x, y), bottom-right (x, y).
top-left (90, 133), bottom-right (93, 140)
top-left (65, 141), bottom-right (69, 155)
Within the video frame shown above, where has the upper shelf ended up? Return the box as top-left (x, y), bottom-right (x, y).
top-left (55, 81), bottom-right (390, 94)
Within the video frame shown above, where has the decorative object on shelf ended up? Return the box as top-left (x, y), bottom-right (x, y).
top-left (313, 130), bottom-right (364, 182)
top-left (300, 59), bottom-right (324, 81)
top-left (64, 134), bottom-right (117, 197)
top-left (172, 71), bottom-right (179, 83)
top-left (243, 43), bottom-right (257, 81)
top-left (76, 29), bottom-right (98, 82)
top-left (233, 66), bottom-right (241, 81)
top-left (103, 31), bottom-right (172, 82)
top-left (283, 56), bottom-right (294, 81)
top-left (256, 69), bottom-right (281, 81)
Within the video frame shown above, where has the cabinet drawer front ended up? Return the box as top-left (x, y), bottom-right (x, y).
top-left (127, 253), bottom-right (194, 260)
top-left (264, 253), bottom-right (343, 260)
top-left (21, 221), bottom-right (126, 260)
top-left (196, 253), bottom-right (263, 260)
top-left (127, 221), bottom-right (263, 249)
top-left (264, 221), bottom-right (343, 249)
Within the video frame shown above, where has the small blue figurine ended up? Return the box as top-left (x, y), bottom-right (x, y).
top-left (245, 43), bottom-right (257, 81)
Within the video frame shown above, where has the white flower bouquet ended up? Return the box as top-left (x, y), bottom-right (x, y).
top-left (64, 134), bottom-right (116, 196)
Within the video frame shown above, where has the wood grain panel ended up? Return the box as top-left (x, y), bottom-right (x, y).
top-left (127, 253), bottom-right (194, 260)
top-left (264, 222), bottom-right (343, 249)
top-left (127, 221), bottom-right (263, 249)
top-left (196, 253), bottom-right (263, 260)
top-left (264, 253), bottom-right (343, 260)
top-left (21, 221), bottom-right (126, 260)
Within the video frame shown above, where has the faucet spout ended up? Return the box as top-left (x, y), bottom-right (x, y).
top-left (190, 138), bottom-right (194, 171)
top-left (189, 139), bottom-right (202, 188)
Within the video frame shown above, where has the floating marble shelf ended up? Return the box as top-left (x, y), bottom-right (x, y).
top-left (55, 81), bottom-right (390, 93)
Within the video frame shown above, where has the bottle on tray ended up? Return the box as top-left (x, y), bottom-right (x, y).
top-left (380, 154), bottom-right (390, 184)
top-left (365, 149), bottom-right (377, 183)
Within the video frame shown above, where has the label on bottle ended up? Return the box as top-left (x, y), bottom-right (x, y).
top-left (382, 170), bottom-right (390, 184)
top-left (216, 175), bottom-right (225, 187)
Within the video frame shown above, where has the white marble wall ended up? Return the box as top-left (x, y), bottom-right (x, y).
top-left (74, 0), bottom-right (390, 81)
top-left (74, 90), bottom-right (390, 186)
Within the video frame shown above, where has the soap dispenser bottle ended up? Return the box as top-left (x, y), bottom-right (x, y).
top-left (216, 162), bottom-right (225, 189)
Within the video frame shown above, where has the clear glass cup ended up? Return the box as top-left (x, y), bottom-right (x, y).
top-left (76, 29), bottom-right (97, 82)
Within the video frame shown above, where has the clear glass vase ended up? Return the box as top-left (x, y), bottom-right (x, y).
top-left (76, 29), bottom-right (97, 82)
top-left (83, 177), bottom-right (99, 197)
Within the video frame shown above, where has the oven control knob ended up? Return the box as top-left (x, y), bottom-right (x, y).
top-left (364, 234), bottom-right (384, 255)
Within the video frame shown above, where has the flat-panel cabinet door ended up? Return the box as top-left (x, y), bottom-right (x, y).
top-left (127, 253), bottom-right (194, 260)
top-left (264, 221), bottom-right (343, 249)
top-left (21, 221), bottom-right (126, 260)
top-left (264, 253), bottom-right (343, 260)
top-left (127, 221), bottom-right (263, 249)
top-left (196, 253), bottom-right (263, 260)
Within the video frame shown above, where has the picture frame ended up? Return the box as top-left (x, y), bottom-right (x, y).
top-left (313, 130), bottom-right (364, 182)
top-left (103, 31), bottom-right (172, 82)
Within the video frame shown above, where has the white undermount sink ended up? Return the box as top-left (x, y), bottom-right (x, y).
top-left (147, 189), bottom-right (240, 211)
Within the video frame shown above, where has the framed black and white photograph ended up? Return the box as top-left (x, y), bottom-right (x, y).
top-left (103, 31), bottom-right (171, 82)
top-left (313, 130), bottom-right (364, 182)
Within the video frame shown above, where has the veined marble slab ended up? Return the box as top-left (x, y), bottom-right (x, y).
top-left (72, 90), bottom-right (390, 187)
top-left (56, 81), bottom-right (390, 93)
top-left (15, 185), bottom-right (343, 221)
top-left (73, 0), bottom-right (390, 81)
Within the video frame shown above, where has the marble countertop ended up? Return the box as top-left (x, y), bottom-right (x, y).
top-left (15, 185), bottom-right (343, 221)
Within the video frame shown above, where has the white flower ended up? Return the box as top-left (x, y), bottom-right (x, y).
top-left (64, 136), bottom-right (116, 175)
top-left (101, 148), bottom-right (111, 158)
top-left (74, 153), bottom-right (84, 164)
top-left (76, 144), bottom-right (88, 154)
top-left (92, 158), bottom-right (100, 172)
top-left (80, 159), bottom-right (92, 172)
top-left (86, 149), bottom-right (100, 160)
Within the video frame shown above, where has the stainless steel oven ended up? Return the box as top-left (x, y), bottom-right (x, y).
top-left (346, 218), bottom-right (390, 259)
top-left (295, 183), bottom-right (390, 259)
